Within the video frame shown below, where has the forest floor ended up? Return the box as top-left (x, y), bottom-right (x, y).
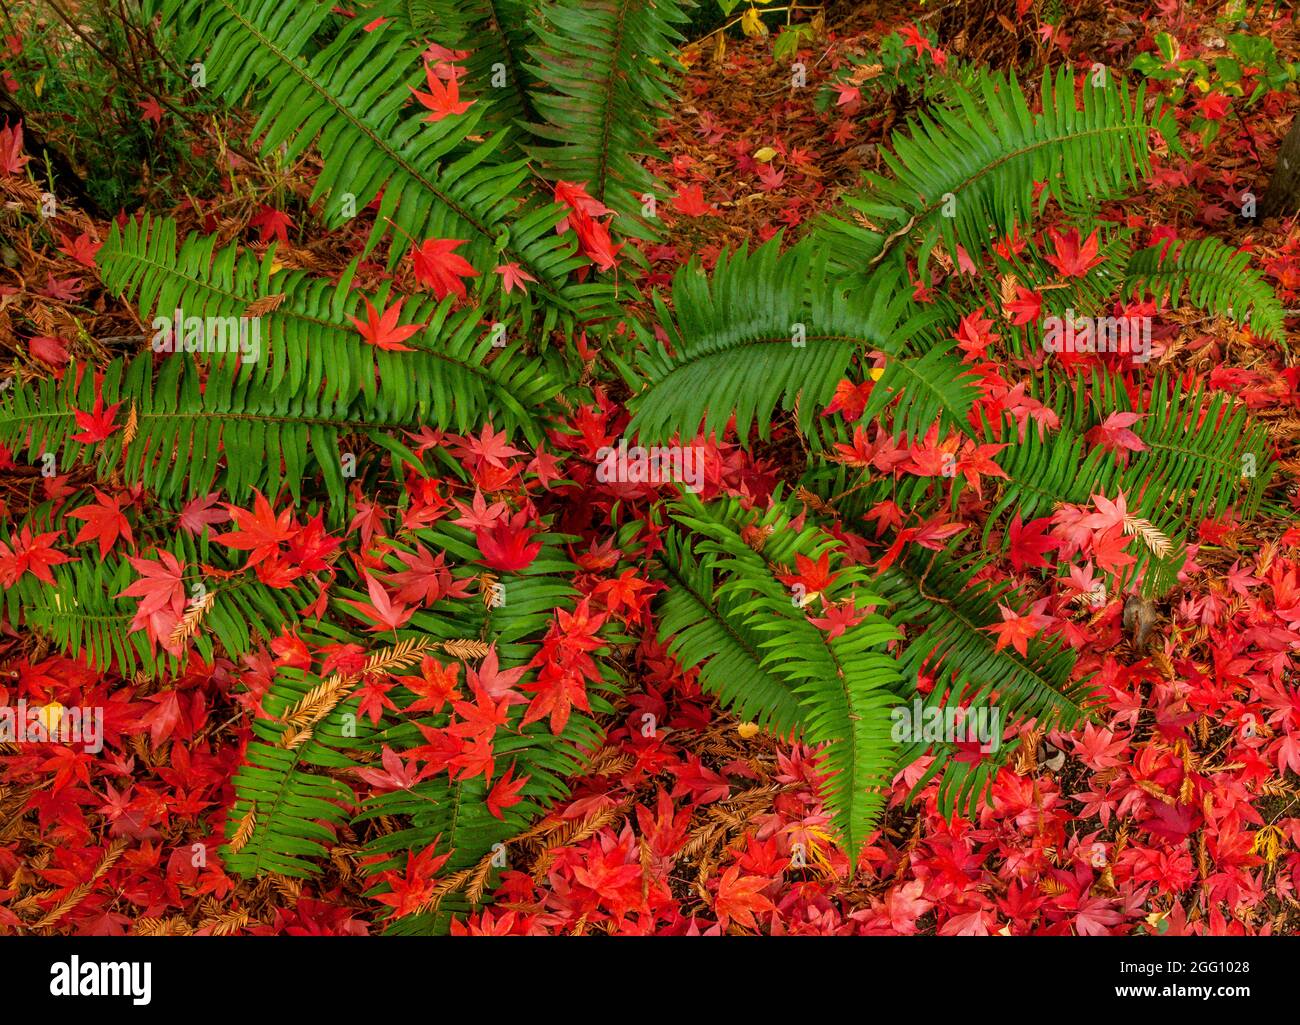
top-left (2, 0), bottom-right (1300, 935)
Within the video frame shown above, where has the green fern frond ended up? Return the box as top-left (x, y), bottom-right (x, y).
top-left (98, 214), bottom-right (562, 441)
top-left (3, 520), bottom-right (313, 679)
top-left (877, 544), bottom-right (1094, 727)
top-left (660, 493), bottom-right (902, 862)
top-left (0, 355), bottom-right (353, 506)
top-left (1124, 236), bottom-right (1285, 342)
top-left (388, 0), bottom-right (535, 150)
top-left (526, 0), bottom-right (693, 241)
top-left (222, 664), bottom-right (360, 879)
top-left (628, 238), bottom-right (976, 445)
top-left (155, 0), bottom-right (600, 326)
top-left (819, 67), bottom-right (1174, 273)
top-left (655, 529), bottom-right (804, 735)
top-left (1091, 372), bottom-right (1274, 523)
top-left (209, 527), bottom-right (611, 926)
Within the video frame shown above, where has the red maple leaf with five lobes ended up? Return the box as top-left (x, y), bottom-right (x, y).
top-left (1044, 227), bottom-right (1104, 278)
top-left (71, 393), bottom-right (123, 444)
top-left (212, 491), bottom-right (295, 570)
top-left (985, 601), bottom-right (1053, 656)
top-left (410, 62), bottom-right (473, 122)
top-left (411, 238), bottom-right (479, 300)
top-left (348, 295), bottom-right (425, 352)
top-left (117, 549), bottom-right (187, 653)
top-left (68, 489), bottom-right (134, 557)
top-left (487, 762), bottom-right (529, 820)
top-left (0, 527), bottom-right (75, 586)
top-left (495, 261), bottom-right (537, 295)
top-left (343, 574), bottom-right (416, 632)
top-left (713, 864), bottom-right (777, 930)
top-left (248, 204), bottom-right (293, 245)
top-left (375, 842), bottom-right (452, 918)
top-left (474, 509), bottom-right (542, 571)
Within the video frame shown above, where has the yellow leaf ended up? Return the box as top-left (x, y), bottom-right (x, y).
top-left (736, 722), bottom-right (760, 739)
top-left (36, 702), bottom-right (64, 733)
top-left (753, 146), bottom-right (778, 163)
top-left (1251, 824), bottom-right (1287, 863)
top-left (34, 73), bottom-right (44, 97)
top-left (740, 7), bottom-right (768, 38)
top-left (868, 366), bottom-right (886, 381)
top-left (794, 588), bottom-right (820, 608)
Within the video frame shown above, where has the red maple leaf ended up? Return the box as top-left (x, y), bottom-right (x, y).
top-left (385, 542), bottom-right (466, 606)
top-left (713, 864), bottom-right (776, 930)
top-left (410, 62), bottom-right (473, 121)
top-left (71, 394), bottom-right (123, 444)
top-left (212, 491), bottom-right (296, 570)
top-left (348, 295), bottom-right (425, 352)
top-left (57, 231), bottom-right (102, 269)
top-left (68, 489), bottom-right (133, 557)
top-left (1080, 492), bottom-right (1128, 533)
top-left (474, 509), bottom-right (542, 571)
top-left (899, 24), bottom-right (934, 60)
top-left (137, 96), bottom-right (164, 125)
top-left (343, 574), bottom-right (416, 632)
top-left (956, 439), bottom-right (1008, 497)
top-left (1090, 525), bottom-right (1136, 575)
top-left (1007, 514), bottom-right (1055, 571)
top-left (0, 527), bottom-right (74, 586)
top-left (283, 513), bottom-right (341, 572)
top-left (355, 675), bottom-right (398, 724)
top-left (953, 306), bottom-right (1000, 359)
top-left (461, 423), bottom-right (526, 469)
top-left (553, 182), bottom-right (623, 272)
top-left (117, 550), bottom-right (186, 651)
top-left (822, 378), bottom-right (874, 421)
top-left (486, 762), bottom-right (528, 819)
top-left (465, 645), bottom-right (528, 704)
top-left (0, 118), bottom-right (29, 176)
top-left (521, 666), bottom-right (590, 735)
top-left (249, 205), bottom-right (293, 245)
top-left (411, 237), bottom-right (479, 301)
top-left (1002, 284), bottom-right (1042, 325)
top-left (137, 690), bottom-right (184, 746)
top-left (398, 655), bottom-right (463, 714)
top-left (553, 180), bottom-right (612, 224)
top-left (451, 489), bottom-right (508, 531)
top-left (29, 335), bottom-right (70, 370)
top-left (570, 207), bottom-right (624, 271)
top-left (1085, 411), bottom-right (1147, 455)
top-left (179, 493), bottom-right (229, 534)
top-left (1044, 227), bottom-right (1104, 278)
top-left (985, 601), bottom-right (1052, 656)
top-left (450, 683), bottom-right (511, 747)
top-left (808, 598), bottom-right (867, 640)
top-left (494, 261), bottom-right (537, 295)
top-left (353, 746), bottom-right (422, 791)
top-left (777, 551), bottom-right (839, 595)
top-left (375, 843), bottom-right (452, 918)
top-left (672, 183), bottom-right (718, 217)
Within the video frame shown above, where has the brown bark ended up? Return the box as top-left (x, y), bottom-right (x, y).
top-left (0, 93), bottom-right (109, 219)
top-left (1261, 115), bottom-right (1300, 219)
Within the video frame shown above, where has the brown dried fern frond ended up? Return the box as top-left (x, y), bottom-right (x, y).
top-left (227, 807), bottom-right (257, 854)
